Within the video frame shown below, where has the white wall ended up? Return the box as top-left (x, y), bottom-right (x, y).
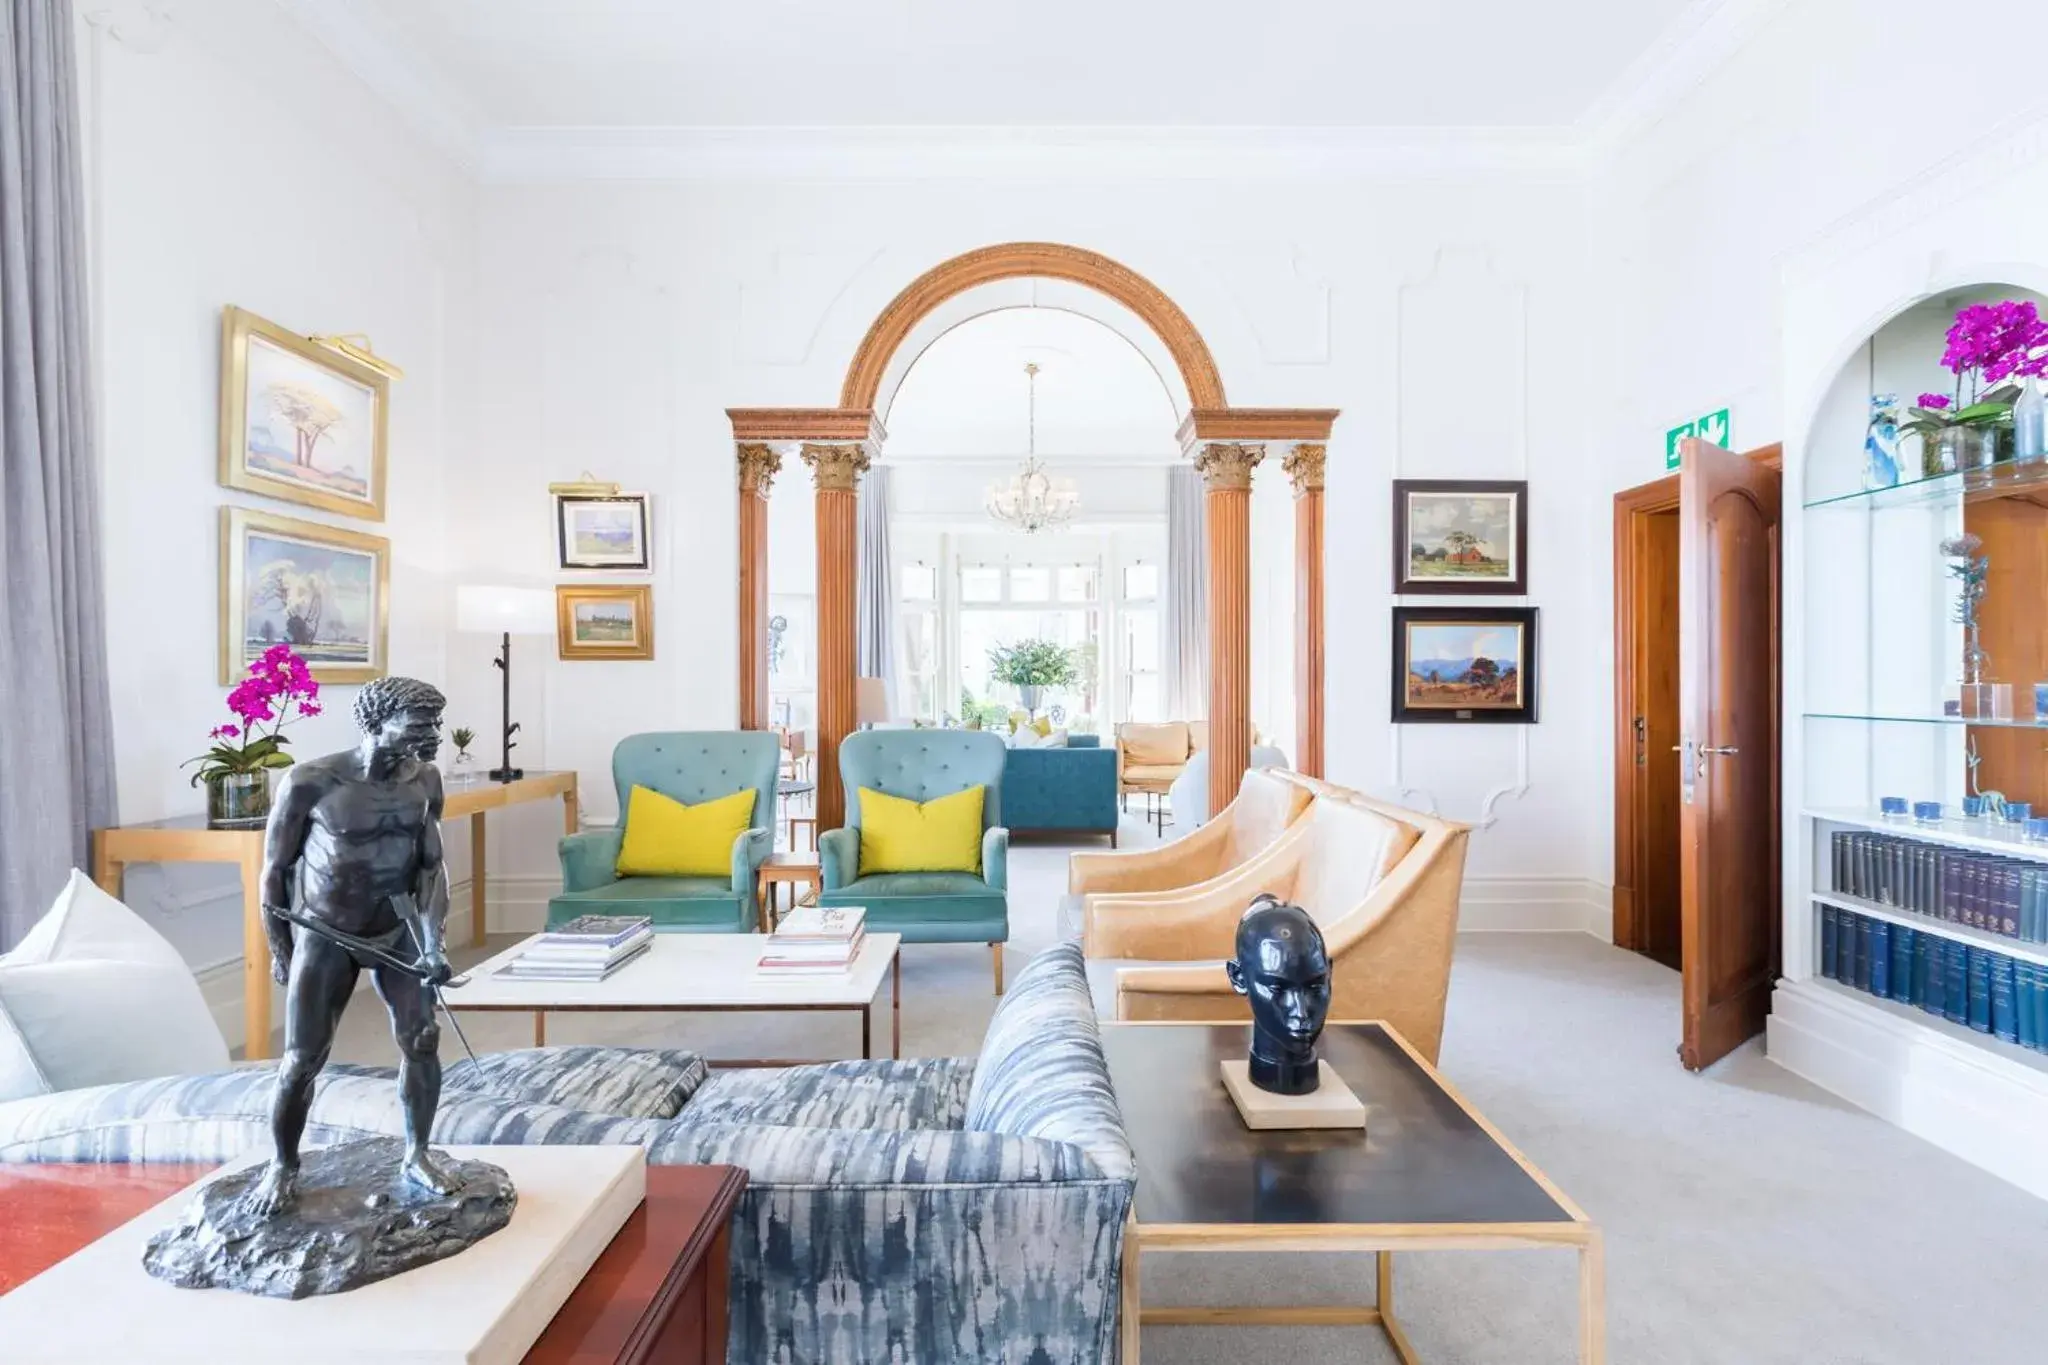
top-left (80, 0), bottom-right (475, 981)
top-left (458, 174), bottom-right (1609, 922)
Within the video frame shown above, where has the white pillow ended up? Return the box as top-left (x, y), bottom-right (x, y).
top-left (0, 870), bottom-right (230, 1103)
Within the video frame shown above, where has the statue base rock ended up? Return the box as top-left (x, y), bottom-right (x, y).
top-left (142, 1137), bottom-right (516, 1299)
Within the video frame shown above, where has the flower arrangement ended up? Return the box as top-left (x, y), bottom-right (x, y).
top-left (184, 644), bottom-right (322, 788)
top-left (1901, 300), bottom-right (2048, 449)
top-left (1941, 533), bottom-right (1991, 685)
top-left (986, 638), bottom-right (1080, 690)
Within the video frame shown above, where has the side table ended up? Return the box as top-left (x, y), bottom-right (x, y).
top-left (755, 851), bottom-right (821, 930)
top-left (92, 770), bottom-right (579, 1060)
top-left (0, 1162), bottom-right (747, 1365)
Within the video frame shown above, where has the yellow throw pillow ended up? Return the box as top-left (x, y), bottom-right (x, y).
top-left (857, 785), bottom-right (985, 875)
top-left (616, 785), bottom-right (757, 879)
top-left (1007, 710), bottom-right (1029, 734)
top-left (1031, 715), bottom-right (1052, 737)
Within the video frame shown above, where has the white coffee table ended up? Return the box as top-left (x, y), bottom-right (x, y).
top-left (447, 931), bottom-right (903, 1062)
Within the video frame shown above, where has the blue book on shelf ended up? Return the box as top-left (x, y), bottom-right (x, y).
top-left (1853, 916), bottom-right (1872, 991)
top-left (1869, 920), bottom-right (1890, 998)
top-left (1943, 940), bottom-right (1969, 1022)
top-left (1889, 926), bottom-right (1915, 1003)
top-left (2031, 964), bottom-right (2048, 1054)
top-left (1917, 931), bottom-right (1938, 1014)
top-left (1821, 904), bottom-right (1839, 980)
top-left (2018, 963), bottom-right (2038, 1049)
top-left (1837, 908), bottom-right (1858, 982)
top-left (1967, 948), bottom-right (1993, 1033)
top-left (1992, 956), bottom-right (2018, 1043)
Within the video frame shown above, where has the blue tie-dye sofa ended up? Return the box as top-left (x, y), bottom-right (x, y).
top-left (0, 942), bottom-right (1134, 1365)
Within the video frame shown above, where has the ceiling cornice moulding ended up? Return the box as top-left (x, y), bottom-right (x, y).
top-left (276, 0), bottom-right (487, 169)
top-left (1574, 0), bottom-right (1794, 155)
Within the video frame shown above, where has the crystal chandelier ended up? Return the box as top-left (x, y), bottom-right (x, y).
top-left (985, 362), bottom-right (1079, 533)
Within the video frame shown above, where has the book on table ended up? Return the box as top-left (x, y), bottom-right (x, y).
top-left (497, 936), bottom-right (652, 982)
top-left (498, 915), bottom-right (654, 981)
top-left (759, 905), bottom-right (865, 974)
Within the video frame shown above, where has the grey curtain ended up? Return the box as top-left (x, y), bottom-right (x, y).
top-left (1160, 465), bottom-right (1207, 719)
top-left (0, 0), bottom-right (117, 948)
top-left (855, 465), bottom-right (898, 717)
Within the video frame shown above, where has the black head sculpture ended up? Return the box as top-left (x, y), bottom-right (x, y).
top-left (1224, 893), bottom-right (1332, 1095)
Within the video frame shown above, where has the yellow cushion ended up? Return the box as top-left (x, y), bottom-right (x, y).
top-left (1122, 722), bottom-right (1190, 766)
top-left (1031, 715), bottom-right (1053, 737)
top-left (858, 785), bottom-right (985, 875)
top-left (1007, 710), bottom-right (1029, 734)
top-left (616, 785), bottom-right (757, 878)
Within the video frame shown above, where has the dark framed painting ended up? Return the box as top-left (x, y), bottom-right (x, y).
top-left (1392, 479), bottom-right (1528, 595)
top-left (554, 492), bottom-right (651, 571)
top-left (1391, 606), bottom-right (1538, 724)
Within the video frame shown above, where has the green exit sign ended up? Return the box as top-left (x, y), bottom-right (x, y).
top-left (1664, 408), bottom-right (1732, 470)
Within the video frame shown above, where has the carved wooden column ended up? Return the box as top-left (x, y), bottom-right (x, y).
top-left (1198, 442), bottom-right (1262, 818)
top-left (736, 443), bottom-right (780, 731)
top-left (804, 442), bottom-right (870, 831)
top-left (1284, 443), bottom-right (1326, 778)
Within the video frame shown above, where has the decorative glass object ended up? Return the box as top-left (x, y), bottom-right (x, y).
top-left (1863, 394), bottom-right (1901, 489)
top-left (1913, 801), bottom-right (1943, 826)
top-left (2025, 817), bottom-right (2048, 844)
top-left (2016, 379), bottom-right (2047, 462)
top-left (2004, 801), bottom-right (2034, 825)
top-left (1924, 426), bottom-right (1962, 477)
top-left (2035, 682), bottom-right (2048, 719)
top-left (1959, 682), bottom-right (2013, 719)
top-left (206, 771), bottom-right (270, 828)
top-left (1964, 795), bottom-right (1988, 819)
top-left (1880, 796), bottom-right (1909, 820)
top-left (1942, 534), bottom-right (1991, 690)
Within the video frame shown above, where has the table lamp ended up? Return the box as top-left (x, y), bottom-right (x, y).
top-left (456, 586), bottom-right (555, 782)
top-left (857, 676), bottom-right (890, 730)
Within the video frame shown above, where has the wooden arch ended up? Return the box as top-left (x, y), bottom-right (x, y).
top-left (838, 242), bottom-right (1228, 413)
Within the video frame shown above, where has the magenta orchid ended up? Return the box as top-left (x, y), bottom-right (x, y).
top-left (184, 645), bottom-right (323, 788)
top-left (1917, 393), bottom-right (1952, 411)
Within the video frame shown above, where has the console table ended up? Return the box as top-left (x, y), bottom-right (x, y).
top-left (91, 770), bottom-right (579, 1060)
top-left (0, 1161), bottom-right (745, 1364)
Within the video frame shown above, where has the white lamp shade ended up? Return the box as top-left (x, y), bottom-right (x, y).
top-left (856, 676), bottom-right (890, 725)
top-left (457, 586), bottom-right (555, 636)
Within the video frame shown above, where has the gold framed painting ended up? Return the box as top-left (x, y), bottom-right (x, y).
top-left (219, 305), bottom-right (389, 521)
top-left (220, 507), bottom-right (390, 685)
top-left (556, 584), bottom-right (654, 661)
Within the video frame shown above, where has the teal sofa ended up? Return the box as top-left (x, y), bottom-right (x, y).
top-left (1002, 735), bottom-right (1118, 844)
top-left (549, 731), bottom-right (778, 931)
top-left (819, 730), bottom-right (1011, 992)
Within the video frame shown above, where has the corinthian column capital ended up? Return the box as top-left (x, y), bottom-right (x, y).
top-left (737, 442), bottom-right (782, 497)
top-left (801, 443), bottom-right (870, 492)
top-left (1195, 442), bottom-right (1264, 491)
top-left (1282, 443), bottom-right (1326, 495)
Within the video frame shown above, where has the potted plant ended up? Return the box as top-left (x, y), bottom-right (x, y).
top-left (1900, 299), bottom-right (2048, 476)
top-left (184, 644), bottom-right (322, 827)
top-left (987, 638), bottom-right (1079, 715)
top-left (449, 725), bottom-right (478, 783)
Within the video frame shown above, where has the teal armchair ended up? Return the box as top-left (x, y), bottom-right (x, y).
top-left (549, 732), bottom-right (779, 932)
top-left (819, 730), bottom-right (1011, 993)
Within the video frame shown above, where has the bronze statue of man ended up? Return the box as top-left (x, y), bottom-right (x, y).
top-left (244, 676), bottom-right (458, 1217)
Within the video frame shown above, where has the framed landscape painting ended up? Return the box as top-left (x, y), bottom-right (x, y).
top-left (554, 493), bottom-right (651, 571)
top-left (218, 306), bottom-right (388, 521)
top-left (1391, 606), bottom-right (1539, 723)
top-left (557, 584), bottom-right (654, 661)
top-left (1392, 479), bottom-right (1527, 595)
top-left (220, 508), bottom-right (389, 684)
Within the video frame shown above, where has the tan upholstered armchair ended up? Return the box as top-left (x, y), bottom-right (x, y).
top-left (1061, 769), bottom-right (1311, 936)
top-left (1114, 721), bottom-right (1207, 799)
top-left (1083, 776), bottom-right (1471, 1064)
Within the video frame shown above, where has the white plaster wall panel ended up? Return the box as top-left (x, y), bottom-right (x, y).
top-left (1192, 245), bottom-right (1333, 367)
top-left (1396, 248), bottom-right (1528, 479)
top-left (735, 246), bottom-right (888, 367)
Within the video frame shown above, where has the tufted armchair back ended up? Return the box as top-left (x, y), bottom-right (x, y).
top-left (839, 730), bottom-right (1007, 830)
top-left (611, 731), bottom-right (780, 832)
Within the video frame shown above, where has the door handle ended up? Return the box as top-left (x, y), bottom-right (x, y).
top-left (1701, 745), bottom-right (1739, 756)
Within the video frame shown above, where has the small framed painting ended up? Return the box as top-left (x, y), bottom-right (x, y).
top-left (218, 306), bottom-right (388, 521)
top-left (557, 584), bottom-right (654, 661)
top-left (1392, 606), bottom-right (1538, 724)
top-left (1392, 480), bottom-right (1527, 595)
top-left (554, 493), bottom-right (651, 571)
top-left (221, 508), bottom-right (390, 684)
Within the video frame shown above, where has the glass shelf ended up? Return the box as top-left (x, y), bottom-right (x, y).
top-left (1805, 711), bottom-right (2048, 729)
top-left (1805, 454), bottom-right (2048, 510)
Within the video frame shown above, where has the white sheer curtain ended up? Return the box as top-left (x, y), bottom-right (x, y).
top-left (855, 465), bottom-right (899, 716)
top-left (1160, 465), bottom-right (1207, 720)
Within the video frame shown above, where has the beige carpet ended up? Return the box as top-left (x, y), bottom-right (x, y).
top-left (322, 817), bottom-right (2048, 1363)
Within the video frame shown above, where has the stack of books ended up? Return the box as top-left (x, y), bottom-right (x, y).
top-left (497, 914), bottom-right (653, 982)
top-left (1821, 904), bottom-right (2048, 1051)
top-left (758, 905), bottom-right (866, 976)
top-left (1830, 829), bottom-right (2048, 942)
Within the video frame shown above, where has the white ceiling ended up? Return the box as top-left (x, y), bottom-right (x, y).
top-left (884, 308), bottom-right (1180, 460)
top-left (296, 0), bottom-right (1713, 139)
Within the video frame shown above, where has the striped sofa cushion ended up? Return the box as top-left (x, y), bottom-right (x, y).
top-left (963, 941), bottom-right (1133, 1180)
top-left (443, 1046), bottom-right (707, 1119)
top-left (683, 1057), bottom-right (974, 1132)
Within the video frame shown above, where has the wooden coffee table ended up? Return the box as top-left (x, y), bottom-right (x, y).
top-left (0, 1162), bottom-right (747, 1363)
top-left (1101, 1021), bottom-right (1604, 1364)
top-left (449, 931), bottom-right (902, 1060)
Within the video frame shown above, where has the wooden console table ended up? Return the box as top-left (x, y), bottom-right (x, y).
top-left (91, 770), bottom-right (579, 1061)
top-left (0, 1161), bottom-right (745, 1364)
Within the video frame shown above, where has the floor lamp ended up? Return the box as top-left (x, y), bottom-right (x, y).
top-left (455, 586), bottom-right (556, 783)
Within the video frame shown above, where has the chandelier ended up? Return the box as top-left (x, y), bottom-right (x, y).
top-left (985, 362), bottom-right (1079, 533)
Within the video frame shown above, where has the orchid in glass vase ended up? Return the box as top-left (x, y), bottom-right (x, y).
top-left (1902, 300), bottom-right (2048, 474)
top-left (184, 644), bottom-right (322, 825)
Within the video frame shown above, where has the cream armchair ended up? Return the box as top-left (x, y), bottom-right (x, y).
top-left (1056, 768), bottom-right (1312, 940)
top-left (1084, 775), bottom-right (1472, 1064)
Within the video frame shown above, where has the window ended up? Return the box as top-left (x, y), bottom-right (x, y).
top-left (901, 561), bottom-right (937, 601)
top-left (900, 607), bottom-right (938, 723)
top-left (961, 565), bottom-right (1003, 603)
top-left (1122, 559), bottom-right (1161, 723)
top-left (1123, 563), bottom-right (1159, 599)
top-left (1009, 566), bottom-right (1050, 601)
top-left (1057, 564), bottom-right (1098, 602)
top-left (955, 557), bottom-right (1104, 731)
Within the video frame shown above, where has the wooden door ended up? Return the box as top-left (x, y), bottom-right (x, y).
top-left (1677, 438), bottom-right (1781, 1070)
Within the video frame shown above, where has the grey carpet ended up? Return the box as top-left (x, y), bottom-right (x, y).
top-left (322, 819), bottom-right (2048, 1362)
